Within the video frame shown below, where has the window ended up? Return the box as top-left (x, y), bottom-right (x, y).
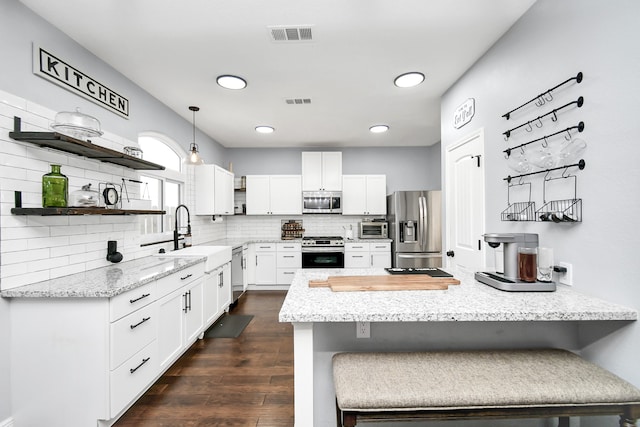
top-left (138, 133), bottom-right (186, 244)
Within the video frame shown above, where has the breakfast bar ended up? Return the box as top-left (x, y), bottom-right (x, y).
top-left (279, 268), bottom-right (638, 427)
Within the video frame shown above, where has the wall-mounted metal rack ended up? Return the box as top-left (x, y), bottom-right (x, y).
top-left (504, 159), bottom-right (585, 183)
top-left (9, 116), bottom-right (165, 171)
top-left (503, 97), bottom-right (584, 140)
top-left (504, 122), bottom-right (585, 157)
top-left (502, 72), bottom-right (583, 120)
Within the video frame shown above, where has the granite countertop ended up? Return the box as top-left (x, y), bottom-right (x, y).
top-left (1, 256), bottom-right (205, 298)
top-left (278, 268), bottom-right (638, 323)
top-left (204, 238), bottom-right (390, 249)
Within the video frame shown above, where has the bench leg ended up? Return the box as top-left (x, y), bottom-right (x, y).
top-left (342, 412), bottom-right (357, 427)
top-left (558, 416), bottom-right (570, 427)
top-left (620, 415), bottom-right (637, 427)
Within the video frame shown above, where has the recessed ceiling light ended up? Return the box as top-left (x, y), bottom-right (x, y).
top-left (217, 75), bottom-right (247, 90)
top-left (255, 126), bottom-right (274, 134)
top-left (369, 125), bottom-right (389, 133)
top-left (394, 72), bottom-right (425, 88)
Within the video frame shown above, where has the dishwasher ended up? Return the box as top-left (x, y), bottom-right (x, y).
top-left (231, 246), bottom-right (245, 303)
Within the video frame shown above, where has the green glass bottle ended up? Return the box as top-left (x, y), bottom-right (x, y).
top-left (42, 164), bottom-right (68, 207)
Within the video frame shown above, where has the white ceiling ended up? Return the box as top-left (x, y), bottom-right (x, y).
top-left (20, 0), bottom-right (536, 148)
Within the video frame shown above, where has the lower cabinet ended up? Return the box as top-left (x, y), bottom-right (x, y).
top-left (203, 261), bottom-right (231, 327)
top-left (254, 243), bottom-right (277, 285)
top-left (250, 242), bottom-right (301, 286)
top-left (277, 242), bottom-right (301, 285)
top-left (8, 260), bottom-right (211, 427)
top-left (345, 242), bottom-right (391, 268)
top-left (157, 264), bottom-right (205, 371)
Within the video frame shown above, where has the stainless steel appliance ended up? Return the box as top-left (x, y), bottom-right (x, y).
top-left (387, 191), bottom-right (442, 268)
top-left (475, 233), bottom-right (556, 292)
top-left (302, 236), bottom-right (345, 268)
top-left (359, 220), bottom-right (388, 239)
top-left (231, 246), bottom-right (245, 303)
top-left (302, 191), bottom-right (342, 214)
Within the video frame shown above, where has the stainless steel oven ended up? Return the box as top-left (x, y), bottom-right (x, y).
top-left (301, 236), bottom-right (345, 268)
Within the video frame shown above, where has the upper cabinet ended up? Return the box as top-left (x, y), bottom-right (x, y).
top-left (302, 152), bottom-right (342, 191)
top-left (195, 165), bottom-right (234, 215)
top-left (342, 175), bottom-right (387, 215)
top-left (245, 175), bottom-right (302, 215)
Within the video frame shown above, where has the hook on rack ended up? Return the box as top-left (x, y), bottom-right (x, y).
top-left (535, 118), bottom-right (543, 128)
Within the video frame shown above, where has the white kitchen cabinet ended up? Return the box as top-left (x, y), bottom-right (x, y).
top-left (342, 174), bottom-right (387, 215)
top-left (216, 261), bottom-right (232, 314)
top-left (254, 243), bottom-right (277, 285)
top-left (302, 151), bottom-right (342, 191)
top-left (157, 264), bottom-right (205, 371)
top-left (245, 175), bottom-right (302, 215)
top-left (345, 241), bottom-right (391, 269)
top-left (277, 242), bottom-right (301, 285)
top-left (370, 241), bottom-right (392, 268)
top-left (8, 260), bottom-right (208, 427)
top-left (195, 164), bottom-right (234, 215)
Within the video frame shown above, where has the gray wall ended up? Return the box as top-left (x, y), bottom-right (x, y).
top-left (227, 144), bottom-right (442, 193)
top-left (441, 0), bottom-right (640, 421)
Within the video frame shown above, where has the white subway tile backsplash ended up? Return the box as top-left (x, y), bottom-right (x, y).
top-left (28, 236), bottom-right (69, 250)
top-left (2, 248), bottom-right (50, 265)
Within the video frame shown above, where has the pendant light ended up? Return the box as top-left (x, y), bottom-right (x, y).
top-left (187, 106), bottom-right (204, 165)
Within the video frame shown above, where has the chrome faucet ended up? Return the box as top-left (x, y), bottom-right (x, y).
top-left (173, 204), bottom-right (192, 250)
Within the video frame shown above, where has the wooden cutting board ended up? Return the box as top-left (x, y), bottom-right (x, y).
top-left (308, 275), bottom-right (460, 291)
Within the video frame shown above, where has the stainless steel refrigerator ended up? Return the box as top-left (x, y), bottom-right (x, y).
top-left (387, 190), bottom-right (442, 268)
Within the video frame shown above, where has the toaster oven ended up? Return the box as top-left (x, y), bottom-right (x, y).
top-left (359, 221), bottom-right (388, 239)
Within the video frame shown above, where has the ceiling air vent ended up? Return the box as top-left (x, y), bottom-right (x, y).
top-left (285, 98), bottom-right (312, 105)
top-left (269, 25), bottom-right (314, 42)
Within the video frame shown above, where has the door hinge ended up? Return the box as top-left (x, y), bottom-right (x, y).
top-left (471, 155), bottom-right (481, 167)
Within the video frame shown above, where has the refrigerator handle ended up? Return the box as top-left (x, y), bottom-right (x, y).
top-left (419, 196), bottom-right (427, 249)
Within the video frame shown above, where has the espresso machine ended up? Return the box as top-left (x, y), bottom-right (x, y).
top-left (475, 233), bottom-right (556, 292)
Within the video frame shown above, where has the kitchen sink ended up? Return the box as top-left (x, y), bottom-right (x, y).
top-left (155, 245), bottom-right (232, 271)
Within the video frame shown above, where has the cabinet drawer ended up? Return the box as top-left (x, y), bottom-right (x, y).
top-left (277, 242), bottom-right (301, 252)
top-left (277, 269), bottom-right (298, 285)
top-left (345, 253), bottom-right (370, 269)
top-left (255, 243), bottom-right (277, 252)
top-left (277, 252), bottom-right (301, 268)
top-left (370, 242), bottom-right (391, 252)
top-left (110, 340), bottom-right (158, 417)
top-left (345, 242), bottom-right (368, 252)
top-left (110, 281), bottom-right (156, 322)
top-left (157, 263), bottom-right (204, 297)
top-left (110, 302), bottom-right (158, 370)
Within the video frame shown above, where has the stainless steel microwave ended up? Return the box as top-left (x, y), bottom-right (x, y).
top-left (359, 221), bottom-right (388, 239)
top-left (302, 191), bottom-right (342, 214)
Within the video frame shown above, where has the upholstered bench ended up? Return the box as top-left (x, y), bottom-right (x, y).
top-left (333, 349), bottom-right (640, 426)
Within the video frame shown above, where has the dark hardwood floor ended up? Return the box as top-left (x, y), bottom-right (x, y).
top-left (114, 291), bottom-right (294, 427)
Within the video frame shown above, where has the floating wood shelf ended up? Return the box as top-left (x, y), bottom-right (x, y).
top-left (11, 207), bottom-right (165, 216)
top-left (9, 116), bottom-right (165, 171)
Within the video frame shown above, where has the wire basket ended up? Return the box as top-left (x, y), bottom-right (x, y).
top-left (536, 199), bottom-right (582, 222)
top-left (501, 201), bottom-right (536, 221)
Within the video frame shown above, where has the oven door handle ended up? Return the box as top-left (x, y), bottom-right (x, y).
top-left (302, 247), bottom-right (345, 253)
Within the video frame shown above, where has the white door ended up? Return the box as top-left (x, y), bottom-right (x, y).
top-left (445, 128), bottom-right (485, 275)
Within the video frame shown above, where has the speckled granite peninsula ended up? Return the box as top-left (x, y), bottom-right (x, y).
top-left (0, 255), bottom-right (205, 298)
top-left (279, 268), bottom-right (638, 323)
top-left (279, 268), bottom-right (638, 427)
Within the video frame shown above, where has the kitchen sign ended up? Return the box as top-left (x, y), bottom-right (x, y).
top-left (33, 45), bottom-right (129, 118)
top-left (453, 98), bottom-right (475, 129)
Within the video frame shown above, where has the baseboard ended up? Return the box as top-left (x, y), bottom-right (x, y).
top-left (0, 417), bottom-right (14, 427)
